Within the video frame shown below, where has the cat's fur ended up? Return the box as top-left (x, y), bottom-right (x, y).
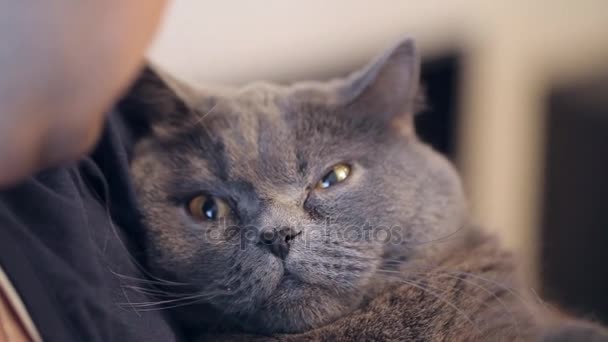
top-left (121, 39), bottom-right (608, 341)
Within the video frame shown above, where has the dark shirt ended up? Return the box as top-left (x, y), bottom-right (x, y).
top-left (0, 112), bottom-right (177, 341)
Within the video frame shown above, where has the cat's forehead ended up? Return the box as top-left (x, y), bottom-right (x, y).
top-left (184, 85), bottom-right (303, 187)
top-left (199, 83), bottom-right (288, 127)
top-left (153, 80), bottom-right (395, 193)
top-left (198, 85), bottom-right (296, 152)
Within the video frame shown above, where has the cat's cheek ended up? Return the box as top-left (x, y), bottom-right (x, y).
top-left (285, 237), bottom-right (377, 294)
top-left (177, 210), bottom-right (234, 245)
top-left (236, 252), bottom-right (284, 305)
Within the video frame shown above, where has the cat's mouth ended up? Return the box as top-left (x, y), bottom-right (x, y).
top-left (281, 268), bottom-right (298, 282)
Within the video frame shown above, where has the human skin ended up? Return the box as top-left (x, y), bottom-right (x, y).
top-left (0, 289), bottom-right (29, 342)
top-left (0, 1), bottom-right (168, 337)
top-left (0, 1), bottom-right (168, 187)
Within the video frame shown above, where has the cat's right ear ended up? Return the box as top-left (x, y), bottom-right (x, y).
top-left (333, 38), bottom-right (422, 133)
top-left (118, 65), bottom-right (193, 139)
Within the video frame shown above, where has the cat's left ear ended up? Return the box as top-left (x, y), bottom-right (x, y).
top-left (118, 64), bottom-right (198, 140)
top-left (338, 38), bottom-right (421, 128)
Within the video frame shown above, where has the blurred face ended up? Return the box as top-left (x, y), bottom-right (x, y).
top-left (0, 1), bottom-right (168, 186)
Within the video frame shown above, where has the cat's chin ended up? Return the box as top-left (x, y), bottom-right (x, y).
top-left (235, 273), bottom-right (362, 334)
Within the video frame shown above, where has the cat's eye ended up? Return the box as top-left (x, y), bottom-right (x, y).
top-left (187, 195), bottom-right (229, 221)
top-left (317, 164), bottom-right (351, 189)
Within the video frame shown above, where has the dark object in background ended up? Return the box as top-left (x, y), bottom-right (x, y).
top-left (417, 54), bottom-right (461, 160)
top-left (541, 76), bottom-right (608, 324)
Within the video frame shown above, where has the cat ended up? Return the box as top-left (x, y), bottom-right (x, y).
top-left (120, 39), bottom-right (608, 341)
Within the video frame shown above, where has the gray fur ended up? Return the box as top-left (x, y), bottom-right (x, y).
top-left (123, 39), bottom-right (607, 340)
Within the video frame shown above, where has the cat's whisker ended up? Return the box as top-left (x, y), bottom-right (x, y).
top-left (129, 297), bottom-right (209, 312)
top-left (121, 285), bottom-right (194, 298)
top-left (119, 284), bottom-right (142, 317)
top-left (109, 269), bottom-right (192, 287)
top-left (376, 268), bottom-right (523, 338)
top-left (377, 261), bottom-right (550, 325)
top-left (434, 270), bottom-right (524, 339)
top-left (121, 287), bottom-right (244, 312)
top-left (529, 287), bottom-right (548, 308)
top-left (118, 292), bottom-right (211, 308)
top-left (192, 101), bottom-right (219, 126)
top-left (394, 263), bottom-right (534, 311)
top-left (407, 224), bottom-right (468, 246)
top-left (80, 164), bottom-right (196, 290)
top-left (139, 272), bottom-right (192, 286)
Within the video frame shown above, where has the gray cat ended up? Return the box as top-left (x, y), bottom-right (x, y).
top-left (121, 39), bottom-right (608, 341)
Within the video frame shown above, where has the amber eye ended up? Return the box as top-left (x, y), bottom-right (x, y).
top-left (317, 164), bottom-right (351, 189)
top-left (187, 195), bottom-right (229, 221)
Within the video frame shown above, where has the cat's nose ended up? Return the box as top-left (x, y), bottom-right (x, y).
top-left (259, 226), bottom-right (301, 259)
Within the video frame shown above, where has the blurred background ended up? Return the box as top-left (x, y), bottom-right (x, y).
top-left (148, 0), bottom-right (608, 323)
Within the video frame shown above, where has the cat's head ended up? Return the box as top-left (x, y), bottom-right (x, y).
top-left (123, 39), bottom-right (467, 334)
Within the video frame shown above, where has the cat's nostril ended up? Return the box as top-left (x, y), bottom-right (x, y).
top-left (259, 226), bottom-right (301, 259)
top-left (280, 226), bottom-right (301, 243)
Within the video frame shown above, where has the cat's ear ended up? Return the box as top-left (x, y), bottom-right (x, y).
top-left (118, 64), bottom-right (194, 139)
top-left (337, 38), bottom-right (421, 128)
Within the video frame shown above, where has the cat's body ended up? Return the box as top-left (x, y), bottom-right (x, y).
top-left (121, 40), bottom-right (608, 341)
